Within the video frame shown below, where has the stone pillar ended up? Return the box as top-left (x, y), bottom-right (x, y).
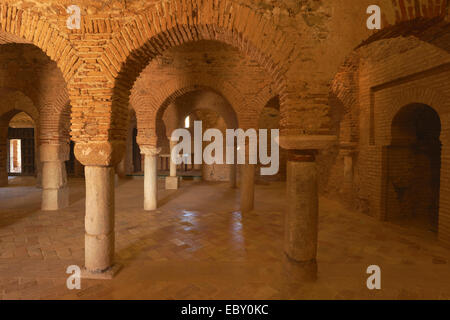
top-left (116, 157), bottom-right (127, 178)
top-left (142, 146), bottom-right (161, 211)
top-left (166, 140), bottom-right (179, 190)
top-left (284, 150), bottom-right (318, 279)
top-left (74, 141), bottom-right (124, 279)
top-left (40, 144), bottom-right (69, 211)
top-left (84, 166), bottom-right (115, 273)
top-left (240, 164), bottom-right (255, 213)
top-left (339, 144), bottom-right (357, 206)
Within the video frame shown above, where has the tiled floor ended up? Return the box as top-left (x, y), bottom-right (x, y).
top-left (1, 176), bottom-right (450, 299)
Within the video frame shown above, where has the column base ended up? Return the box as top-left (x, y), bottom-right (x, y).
top-left (41, 186), bottom-right (69, 211)
top-left (282, 254), bottom-right (317, 282)
top-left (81, 263), bottom-right (122, 280)
top-left (165, 176), bottom-right (179, 190)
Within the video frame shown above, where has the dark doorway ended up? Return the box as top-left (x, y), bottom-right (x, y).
top-left (385, 103), bottom-right (441, 232)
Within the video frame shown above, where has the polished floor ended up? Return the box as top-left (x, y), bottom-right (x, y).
top-left (0, 176), bottom-right (450, 299)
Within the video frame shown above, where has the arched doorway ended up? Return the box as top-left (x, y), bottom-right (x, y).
top-left (385, 103), bottom-right (441, 232)
top-left (7, 112), bottom-right (36, 177)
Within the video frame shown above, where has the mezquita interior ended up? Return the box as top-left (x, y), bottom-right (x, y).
top-left (0, 0), bottom-right (449, 300)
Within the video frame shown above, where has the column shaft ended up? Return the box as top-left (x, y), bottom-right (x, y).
top-left (84, 166), bottom-right (115, 272)
top-left (166, 141), bottom-right (179, 189)
top-left (284, 153), bottom-right (318, 263)
top-left (41, 160), bottom-right (69, 211)
top-left (40, 144), bottom-right (69, 211)
top-left (169, 140), bottom-right (177, 177)
top-left (144, 153), bottom-right (158, 211)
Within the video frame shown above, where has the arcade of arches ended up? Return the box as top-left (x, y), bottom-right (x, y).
top-left (0, 0), bottom-right (450, 299)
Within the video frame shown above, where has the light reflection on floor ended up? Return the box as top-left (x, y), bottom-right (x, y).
top-left (0, 177), bottom-right (450, 299)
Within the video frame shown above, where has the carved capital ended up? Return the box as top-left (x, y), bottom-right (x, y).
top-left (140, 146), bottom-right (161, 156)
top-left (74, 141), bottom-right (125, 167)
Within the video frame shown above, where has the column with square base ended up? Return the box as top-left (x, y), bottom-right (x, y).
top-left (75, 141), bottom-right (124, 279)
top-left (40, 144), bottom-right (69, 211)
top-left (280, 135), bottom-right (336, 282)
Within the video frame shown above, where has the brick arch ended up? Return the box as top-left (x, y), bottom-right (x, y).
top-left (0, 88), bottom-right (39, 124)
top-left (0, 81), bottom-right (70, 146)
top-left (104, 0), bottom-right (293, 142)
top-left (161, 91), bottom-right (240, 131)
top-left (130, 76), bottom-right (255, 146)
top-left (380, 86), bottom-right (450, 243)
top-left (331, 19), bottom-right (449, 145)
top-left (357, 17), bottom-right (450, 53)
top-left (0, 4), bottom-right (80, 82)
top-left (384, 87), bottom-right (450, 145)
top-left (329, 52), bottom-right (360, 144)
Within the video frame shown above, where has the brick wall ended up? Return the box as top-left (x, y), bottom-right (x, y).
top-left (327, 31), bottom-right (450, 245)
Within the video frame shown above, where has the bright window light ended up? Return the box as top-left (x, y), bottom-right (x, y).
top-left (9, 139), bottom-right (22, 173)
top-left (185, 116), bottom-right (190, 128)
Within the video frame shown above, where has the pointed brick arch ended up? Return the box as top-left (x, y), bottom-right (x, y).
top-left (331, 17), bottom-right (450, 145)
top-left (103, 0), bottom-right (294, 142)
top-left (130, 76), bottom-right (250, 146)
top-left (0, 89), bottom-right (39, 124)
top-left (0, 5), bottom-right (80, 83)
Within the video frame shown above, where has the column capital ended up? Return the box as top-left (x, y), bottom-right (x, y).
top-left (140, 146), bottom-right (161, 156)
top-left (74, 141), bottom-right (125, 167)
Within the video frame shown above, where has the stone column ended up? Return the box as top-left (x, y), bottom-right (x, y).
top-left (115, 157), bottom-right (127, 178)
top-left (40, 144), bottom-right (69, 211)
top-left (284, 151), bottom-right (318, 267)
top-left (166, 140), bottom-right (179, 190)
top-left (142, 146), bottom-right (161, 211)
top-left (240, 164), bottom-right (255, 213)
top-left (340, 145), bottom-right (357, 206)
top-left (84, 166), bottom-right (115, 273)
top-left (75, 141), bottom-right (124, 279)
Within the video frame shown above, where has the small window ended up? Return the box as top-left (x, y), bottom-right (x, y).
top-left (185, 116), bottom-right (190, 129)
top-left (9, 139), bottom-right (22, 173)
